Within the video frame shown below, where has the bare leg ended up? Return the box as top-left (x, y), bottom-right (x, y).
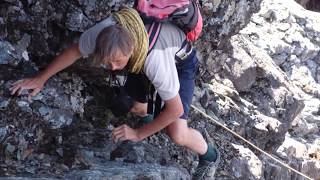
top-left (166, 119), bottom-right (207, 155)
top-left (130, 102), bottom-right (207, 155)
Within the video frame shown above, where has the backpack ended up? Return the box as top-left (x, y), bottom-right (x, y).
top-left (135, 0), bottom-right (203, 42)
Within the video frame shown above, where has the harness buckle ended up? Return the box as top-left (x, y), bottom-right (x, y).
top-left (175, 41), bottom-right (193, 62)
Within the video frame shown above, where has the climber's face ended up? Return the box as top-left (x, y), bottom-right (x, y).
top-left (102, 50), bottom-right (132, 71)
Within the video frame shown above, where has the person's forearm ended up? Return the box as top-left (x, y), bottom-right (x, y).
top-left (137, 110), bottom-right (179, 140)
top-left (38, 43), bottom-right (82, 82)
top-left (136, 97), bottom-right (184, 140)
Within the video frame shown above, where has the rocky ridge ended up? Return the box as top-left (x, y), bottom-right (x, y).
top-left (0, 0), bottom-right (319, 179)
top-left (195, 0), bottom-right (320, 179)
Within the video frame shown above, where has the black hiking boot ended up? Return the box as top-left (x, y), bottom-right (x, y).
top-left (192, 146), bottom-right (220, 180)
top-left (193, 129), bottom-right (221, 180)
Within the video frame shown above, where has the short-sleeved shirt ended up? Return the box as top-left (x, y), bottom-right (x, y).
top-left (79, 16), bottom-right (186, 101)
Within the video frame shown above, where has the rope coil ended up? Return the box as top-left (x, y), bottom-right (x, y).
top-left (191, 105), bottom-right (314, 180)
top-left (113, 7), bottom-right (149, 74)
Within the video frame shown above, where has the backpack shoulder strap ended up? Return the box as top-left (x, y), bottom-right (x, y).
top-left (146, 21), bottom-right (162, 118)
top-left (147, 21), bottom-right (162, 55)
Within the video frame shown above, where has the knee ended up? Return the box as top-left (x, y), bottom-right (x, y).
top-left (130, 102), bottom-right (147, 117)
top-left (167, 129), bottom-right (186, 146)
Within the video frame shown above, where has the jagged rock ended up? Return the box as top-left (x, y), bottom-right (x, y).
top-left (295, 0), bottom-right (310, 8)
top-left (199, 0), bottom-right (262, 48)
top-left (0, 16), bottom-right (7, 38)
top-left (64, 162), bottom-right (190, 180)
top-left (0, 178), bottom-right (57, 180)
top-left (234, 0), bottom-right (320, 179)
top-left (65, 7), bottom-right (93, 32)
top-left (230, 144), bottom-right (263, 180)
top-left (205, 31), bottom-right (305, 152)
top-left (261, 151), bottom-right (320, 180)
top-left (0, 41), bottom-right (19, 65)
top-left (276, 134), bottom-right (308, 159)
top-left (300, 160), bottom-right (320, 179)
top-left (110, 141), bottom-right (171, 165)
top-left (292, 115), bottom-right (319, 136)
top-left (251, 114), bottom-right (284, 147)
top-left (2, 0), bottom-right (320, 179)
top-left (0, 126), bottom-right (8, 142)
top-left (307, 138), bottom-right (320, 160)
top-left (0, 97), bottom-right (10, 109)
top-left (261, 153), bottom-right (302, 180)
top-left (3, 74), bottom-right (87, 129)
top-left (36, 106), bottom-right (74, 129)
top-left (295, 0), bottom-right (320, 12)
top-left (224, 43), bottom-right (257, 92)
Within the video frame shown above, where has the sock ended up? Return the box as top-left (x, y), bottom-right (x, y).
top-left (141, 114), bottom-right (154, 124)
top-left (199, 144), bottom-right (217, 162)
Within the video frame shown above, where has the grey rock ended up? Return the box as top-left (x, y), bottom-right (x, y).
top-left (0, 41), bottom-right (18, 65)
top-left (0, 126), bottom-right (8, 142)
top-left (110, 141), bottom-right (170, 165)
top-left (231, 144), bottom-right (263, 180)
top-left (17, 100), bottom-right (32, 113)
top-left (261, 154), bottom-right (301, 180)
top-left (0, 16), bottom-right (7, 38)
top-left (262, 150), bottom-right (319, 180)
top-left (15, 33), bottom-right (31, 61)
top-left (295, 0), bottom-right (320, 12)
top-left (0, 98), bottom-right (10, 109)
top-left (233, 0), bottom-right (320, 179)
top-left (47, 108), bottom-right (73, 129)
top-left (0, 178), bottom-right (58, 180)
top-left (7, 0), bottom-right (320, 179)
top-left (276, 135), bottom-right (307, 159)
top-left (78, 0), bottom-right (97, 16)
top-left (64, 162), bottom-right (190, 180)
top-left (56, 148), bottom-right (63, 157)
top-left (300, 160), bottom-right (320, 180)
top-left (38, 106), bottom-right (52, 118)
top-left (227, 37), bottom-right (257, 92)
top-left (65, 8), bottom-right (93, 32)
top-left (272, 53), bottom-right (288, 65)
top-left (5, 143), bottom-right (16, 154)
top-left (197, 0), bottom-right (262, 51)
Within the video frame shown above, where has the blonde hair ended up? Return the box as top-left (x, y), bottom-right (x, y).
top-left (113, 8), bottom-right (149, 74)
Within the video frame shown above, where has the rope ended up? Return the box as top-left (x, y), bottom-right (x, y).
top-left (190, 104), bottom-right (314, 180)
top-left (113, 8), bottom-right (149, 74)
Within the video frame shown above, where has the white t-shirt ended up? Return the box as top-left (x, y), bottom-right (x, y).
top-left (79, 16), bottom-right (186, 101)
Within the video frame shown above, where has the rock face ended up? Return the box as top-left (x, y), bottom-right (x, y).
top-left (0, 0), bottom-right (262, 179)
top-left (1, 0), bottom-right (320, 179)
top-left (64, 162), bottom-right (190, 180)
top-left (295, 0), bottom-right (320, 12)
top-left (194, 0), bottom-right (319, 179)
top-left (230, 144), bottom-right (263, 179)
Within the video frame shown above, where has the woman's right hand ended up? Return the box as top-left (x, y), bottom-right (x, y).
top-left (10, 76), bottom-right (46, 101)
